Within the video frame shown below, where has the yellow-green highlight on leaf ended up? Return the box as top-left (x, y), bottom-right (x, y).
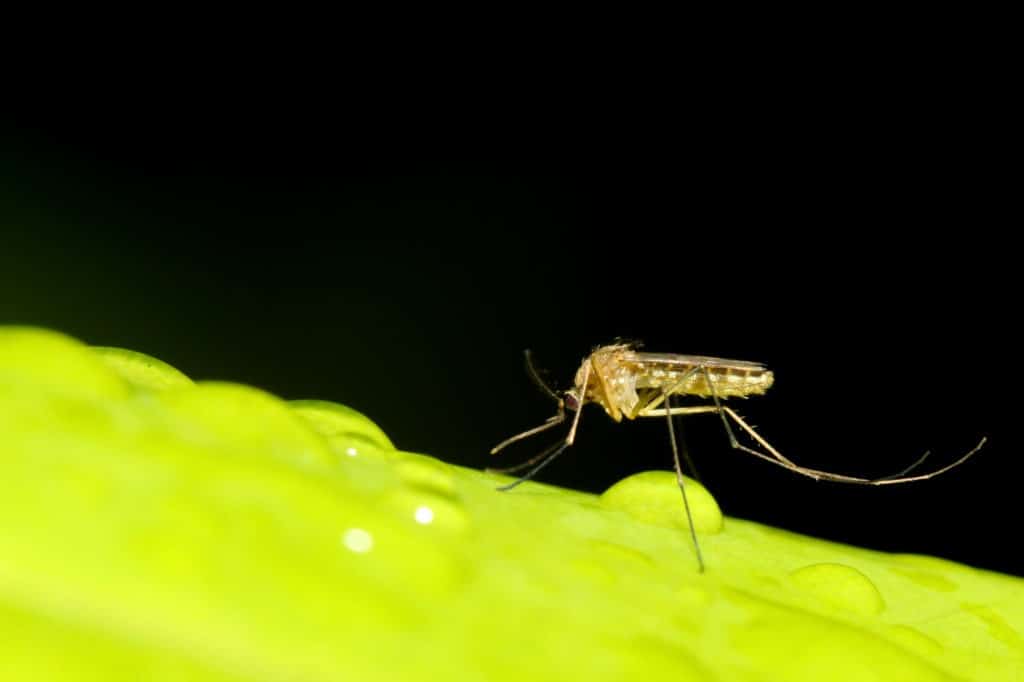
top-left (157, 382), bottom-right (338, 472)
top-left (0, 327), bottom-right (129, 399)
top-left (1, 325), bottom-right (1021, 681)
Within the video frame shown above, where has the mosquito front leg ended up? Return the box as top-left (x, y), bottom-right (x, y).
top-left (493, 438), bottom-right (572, 491)
top-left (491, 360), bottom-right (591, 492)
top-left (487, 439), bottom-right (565, 475)
top-left (491, 413), bottom-right (565, 455)
top-left (565, 360), bottom-right (590, 446)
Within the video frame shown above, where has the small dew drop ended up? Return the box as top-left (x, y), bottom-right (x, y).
top-left (345, 446), bottom-right (358, 457)
top-left (600, 470), bottom-right (723, 534)
top-left (414, 506), bottom-right (435, 524)
top-left (342, 528), bottom-right (374, 553)
top-left (789, 562), bottom-right (885, 616)
top-left (395, 456), bottom-right (457, 497)
top-left (886, 624), bottom-right (944, 655)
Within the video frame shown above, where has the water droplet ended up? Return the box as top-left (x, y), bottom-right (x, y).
top-left (588, 539), bottom-right (655, 569)
top-left (599, 470), bottom-right (723, 534)
top-left (327, 435), bottom-right (391, 461)
top-left (92, 346), bottom-right (193, 391)
top-left (616, 635), bottom-right (709, 679)
top-left (888, 565), bottom-right (957, 592)
top-left (789, 563), bottom-right (885, 616)
top-left (158, 382), bottom-right (335, 471)
top-left (885, 625), bottom-right (943, 655)
top-left (341, 527), bottom-right (374, 553)
top-left (963, 602), bottom-right (1024, 652)
top-left (395, 453), bottom-right (457, 498)
top-left (290, 399), bottom-right (394, 450)
top-left (888, 554), bottom-right (959, 592)
top-left (672, 584), bottom-right (715, 635)
top-left (0, 327), bottom-right (129, 399)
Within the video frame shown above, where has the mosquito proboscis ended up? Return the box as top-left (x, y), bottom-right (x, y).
top-left (489, 342), bottom-right (987, 573)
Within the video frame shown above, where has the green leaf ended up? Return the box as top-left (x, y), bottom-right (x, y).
top-left (1, 326), bottom-right (1021, 681)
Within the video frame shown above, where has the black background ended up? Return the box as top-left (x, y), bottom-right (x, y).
top-left (1, 80), bottom-right (1014, 575)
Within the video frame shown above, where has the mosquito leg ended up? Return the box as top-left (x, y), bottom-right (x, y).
top-left (638, 398), bottom-right (986, 485)
top-left (565, 361), bottom-right (590, 446)
top-left (491, 412), bottom-right (565, 455)
top-left (638, 406), bottom-right (720, 417)
top-left (718, 406), bottom-right (987, 485)
top-left (641, 366), bottom-right (701, 414)
top-left (669, 407), bottom-right (702, 484)
top-left (663, 391), bottom-right (705, 573)
top-left (877, 450), bottom-right (932, 480)
top-left (693, 360), bottom-right (982, 483)
top-left (639, 402), bottom-right (815, 472)
top-left (487, 441), bottom-right (563, 474)
top-left (494, 438), bottom-right (571, 491)
top-left (698, 366), bottom-right (800, 469)
top-left (492, 356), bottom-right (587, 492)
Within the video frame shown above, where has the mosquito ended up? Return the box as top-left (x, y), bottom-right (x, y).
top-left (489, 342), bottom-right (987, 573)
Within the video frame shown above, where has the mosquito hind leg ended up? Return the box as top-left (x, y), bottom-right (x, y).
top-left (640, 366), bottom-right (986, 485)
top-left (696, 366), bottom-right (801, 469)
top-left (694, 366), bottom-right (924, 482)
top-left (877, 450), bottom-right (932, 480)
top-left (713, 399), bottom-right (986, 485)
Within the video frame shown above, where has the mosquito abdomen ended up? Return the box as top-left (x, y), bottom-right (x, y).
top-left (634, 363), bottom-right (775, 398)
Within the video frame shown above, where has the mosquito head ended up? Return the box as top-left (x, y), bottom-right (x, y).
top-left (563, 389), bottom-right (581, 412)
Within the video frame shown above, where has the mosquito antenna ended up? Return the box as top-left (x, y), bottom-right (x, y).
top-left (524, 349), bottom-right (562, 404)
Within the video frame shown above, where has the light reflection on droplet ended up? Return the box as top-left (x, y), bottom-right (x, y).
top-left (345, 446), bottom-right (358, 457)
top-left (414, 505), bottom-right (434, 524)
top-left (387, 490), bottom-right (469, 534)
top-left (342, 528), bottom-right (373, 553)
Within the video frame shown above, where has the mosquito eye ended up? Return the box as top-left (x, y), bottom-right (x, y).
top-left (564, 392), bottom-right (579, 411)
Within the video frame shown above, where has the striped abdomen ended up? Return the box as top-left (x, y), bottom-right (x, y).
top-left (631, 359), bottom-right (774, 398)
